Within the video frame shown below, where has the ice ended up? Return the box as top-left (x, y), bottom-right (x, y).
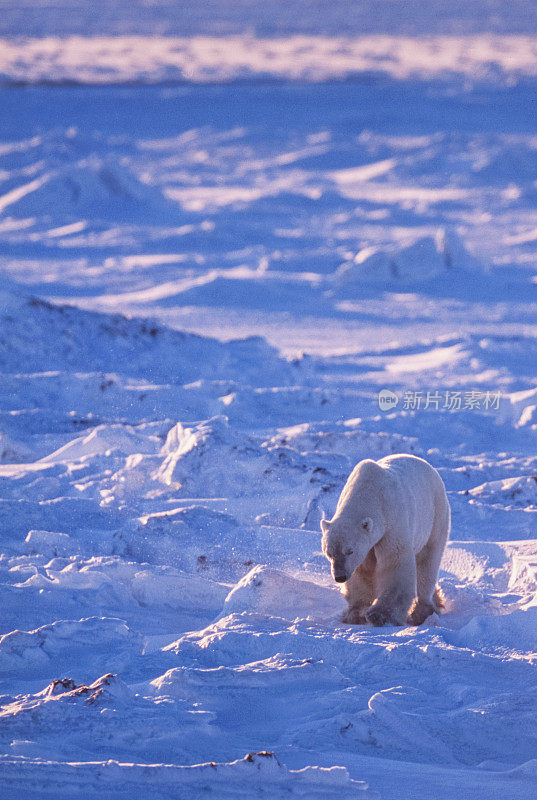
top-left (1, 2), bottom-right (537, 797)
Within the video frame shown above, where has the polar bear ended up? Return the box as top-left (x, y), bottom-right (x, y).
top-left (321, 454), bottom-right (450, 627)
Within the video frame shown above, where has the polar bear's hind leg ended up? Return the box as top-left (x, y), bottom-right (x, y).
top-left (409, 489), bottom-right (450, 625)
top-left (433, 583), bottom-right (445, 610)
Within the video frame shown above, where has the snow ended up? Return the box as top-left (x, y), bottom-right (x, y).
top-left (334, 229), bottom-right (483, 284)
top-left (1, 1), bottom-right (537, 798)
top-left (0, 751), bottom-right (369, 800)
top-left (4, 34), bottom-right (537, 87)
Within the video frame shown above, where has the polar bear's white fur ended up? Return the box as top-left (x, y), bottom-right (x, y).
top-left (321, 454), bottom-right (450, 627)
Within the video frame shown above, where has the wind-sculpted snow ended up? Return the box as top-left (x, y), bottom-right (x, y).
top-left (334, 230), bottom-right (483, 284)
top-left (1, 289), bottom-right (537, 799)
top-left (0, 751), bottom-right (373, 800)
top-left (1, 8), bottom-right (537, 796)
top-left (0, 617), bottom-right (144, 683)
top-left (0, 290), bottom-right (293, 386)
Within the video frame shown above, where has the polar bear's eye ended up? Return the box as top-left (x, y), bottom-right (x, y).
top-left (344, 548), bottom-right (353, 556)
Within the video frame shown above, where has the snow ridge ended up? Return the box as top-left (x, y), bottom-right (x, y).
top-left (2, 34), bottom-right (537, 87)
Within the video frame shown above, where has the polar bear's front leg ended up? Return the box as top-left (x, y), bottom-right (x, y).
top-left (341, 548), bottom-right (376, 624)
top-left (365, 546), bottom-right (416, 627)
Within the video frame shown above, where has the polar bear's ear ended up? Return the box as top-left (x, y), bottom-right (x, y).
top-left (320, 519), bottom-right (331, 534)
top-left (361, 517), bottom-right (373, 532)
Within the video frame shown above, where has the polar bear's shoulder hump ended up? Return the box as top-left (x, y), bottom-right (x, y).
top-left (353, 458), bottom-right (386, 483)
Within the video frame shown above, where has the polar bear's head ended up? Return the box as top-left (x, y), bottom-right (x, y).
top-left (321, 515), bottom-right (379, 583)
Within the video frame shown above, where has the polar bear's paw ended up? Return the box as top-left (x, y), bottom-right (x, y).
top-left (365, 606), bottom-right (389, 627)
top-left (408, 598), bottom-right (436, 626)
top-left (341, 606), bottom-right (369, 625)
top-left (365, 602), bottom-right (408, 627)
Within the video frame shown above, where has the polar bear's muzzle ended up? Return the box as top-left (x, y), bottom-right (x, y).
top-left (332, 561), bottom-right (348, 582)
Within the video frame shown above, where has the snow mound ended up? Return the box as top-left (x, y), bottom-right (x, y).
top-left (33, 672), bottom-right (133, 706)
top-left (135, 505), bottom-right (244, 574)
top-left (24, 529), bottom-right (75, 558)
top-left (334, 229), bottom-right (483, 285)
top-left (0, 750), bottom-right (373, 798)
top-left (0, 157), bottom-right (176, 224)
top-left (502, 387), bottom-right (537, 428)
top-left (0, 291), bottom-right (293, 387)
top-left (41, 423), bottom-right (160, 463)
top-left (0, 431), bottom-right (33, 464)
top-left (445, 606), bottom-right (537, 652)
top-left (0, 617), bottom-right (143, 681)
top-left (136, 506), bottom-right (324, 581)
top-left (153, 416), bottom-right (348, 527)
top-left (508, 547), bottom-right (537, 597)
top-left (11, 554), bottom-right (229, 617)
top-left (131, 564), bottom-right (228, 614)
top-left (216, 385), bottom-right (374, 428)
top-left (220, 565), bottom-right (345, 621)
top-left (151, 656), bottom-right (348, 698)
top-left (0, 671), bottom-right (203, 765)
top-left (467, 476), bottom-right (537, 508)
top-left (268, 420), bottom-right (420, 460)
top-left (155, 415), bottom-right (260, 491)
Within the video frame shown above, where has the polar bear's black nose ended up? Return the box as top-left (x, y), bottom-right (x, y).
top-left (334, 575), bottom-right (347, 583)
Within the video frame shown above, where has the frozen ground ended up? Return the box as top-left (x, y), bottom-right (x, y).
top-left (1, 2), bottom-right (537, 799)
